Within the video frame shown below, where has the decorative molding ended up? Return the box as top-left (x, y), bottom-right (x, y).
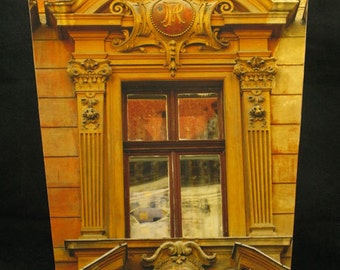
top-left (67, 58), bottom-right (112, 237)
top-left (45, 0), bottom-right (87, 13)
top-left (232, 242), bottom-right (290, 270)
top-left (81, 243), bottom-right (128, 270)
top-left (109, 0), bottom-right (231, 76)
top-left (142, 241), bottom-right (216, 270)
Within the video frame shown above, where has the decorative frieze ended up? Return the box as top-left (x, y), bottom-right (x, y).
top-left (67, 58), bottom-right (112, 237)
top-left (234, 56), bottom-right (277, 235)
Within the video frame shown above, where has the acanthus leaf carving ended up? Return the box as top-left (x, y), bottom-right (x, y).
top-left (233, 56), bottom-right (277, 90)
top-left (67, 58), bottom-right (112, 92)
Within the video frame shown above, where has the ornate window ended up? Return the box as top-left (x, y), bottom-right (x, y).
top-left (122, 82), bottom-right (227, 238)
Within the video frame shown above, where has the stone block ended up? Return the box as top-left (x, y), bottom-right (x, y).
top-left (39, 98), bottom-right (77, 127)
top-left (273, 213), bottom-right (294, 235)
top-left (35, 69), bottom-right (74, 98)
top-left (274, 37), bottom-right (306, 64)
top-left (271, 95), bottom-right (302, 124)
top-left (272, 154), bottom-right (298, 183)
top-left (273, 65), bottom-right (305, 95)
top-left (271, 125), bottom-right (300, 154)
top-left (55, 262), bottom-right (78, 270)
top-left (44, 157), bottom-right (80, 187)
top-left (50, 217), bottom-right (81, 247)
top-left (272, 184), bottom-right (296, 214)
top-left (48, 187), bottom-right (81, 217)
top-left (41, 127), bottom-right (78, 157)
top-left (54, 247), bottom-right (78, 263)
top-left (282, 21), bottom-right (307, 37)
top-left (32, 24), bottom-right (58, 40)
top-left (33, 39), bottom-right (73, 68)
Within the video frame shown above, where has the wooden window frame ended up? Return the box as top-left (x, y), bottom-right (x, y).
top-left (122, 82), bottom-right (227, 237)
top-left (105, 71), bottom-right (247, 238)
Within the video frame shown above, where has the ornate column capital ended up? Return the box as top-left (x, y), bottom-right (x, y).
top-left (67, 58), bottom-right (112, 92)
top-left (233, 56), bottom-right (277, 91)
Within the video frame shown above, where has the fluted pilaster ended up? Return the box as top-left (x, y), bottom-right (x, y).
top-left (234, 56), bottom-right (277, 235)
top-left (67, 58), bottom-right (112, 237)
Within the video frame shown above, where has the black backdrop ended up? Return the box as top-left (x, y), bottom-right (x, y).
top-left (0, 0), bottom-right (339, 269)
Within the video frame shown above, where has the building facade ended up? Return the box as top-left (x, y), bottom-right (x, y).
top-left (30, 0), bottom-right (307, 269)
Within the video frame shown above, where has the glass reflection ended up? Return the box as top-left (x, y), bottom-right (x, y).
top-left (178, 93), bottom-right (219, 140)
top-left (129, 156), bottom-right (170, 238)
top-left (127, 94), bottom-right (167, 141)
top-left (180, 154), bottom-right (222, 238)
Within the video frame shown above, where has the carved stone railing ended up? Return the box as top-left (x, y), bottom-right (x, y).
top-left (234, 56), bottom-right (277, 235)
top-left (67, 58), bottom-right (112, 237)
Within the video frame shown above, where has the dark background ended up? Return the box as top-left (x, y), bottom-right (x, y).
top-left (0, 0), bottom-right (339, 269)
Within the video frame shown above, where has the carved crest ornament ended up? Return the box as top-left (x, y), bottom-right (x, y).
top-left (110, 0), bottom-right (233, 76)
top-left (142, 241), bottom-right (216, 270)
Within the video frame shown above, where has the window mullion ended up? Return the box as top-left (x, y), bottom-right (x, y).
top-left (169, 89), bottom-right (177, 140)
top-left (170, 151), bottom-right (182, 237)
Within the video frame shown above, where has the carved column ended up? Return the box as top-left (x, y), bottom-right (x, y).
top-left (234, 56), bottom-right (277, 235)
top-left (67, 58), bottom-right (112, 237)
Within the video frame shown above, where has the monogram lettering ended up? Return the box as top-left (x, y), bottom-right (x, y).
top-left (159, 2), bottom-right (186, 27)
top-left (151, 0), bottom-right (195, 37)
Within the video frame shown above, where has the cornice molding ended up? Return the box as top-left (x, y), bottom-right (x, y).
top-left (45, 0), bottom-right (300, 13)
top-left (45, 0), bottom-right (87, 13)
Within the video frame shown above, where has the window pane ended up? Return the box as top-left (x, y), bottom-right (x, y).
top-left (178, 93), bottom-right (219, 140)
top-left (127, 94), bottom-right (167, 141)
top-left (129, 156), bottom-right (170, 238)
top-left (180, 154), bottom-right (222, 237)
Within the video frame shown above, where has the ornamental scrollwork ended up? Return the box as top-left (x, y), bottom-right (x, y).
top-left (142, 241), bottom-right (216, 270)
top-left (109, 0), bottom-right (232, 76)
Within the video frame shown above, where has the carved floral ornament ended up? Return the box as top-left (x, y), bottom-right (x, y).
top-left (109, 0), bottom-right (233, 76)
